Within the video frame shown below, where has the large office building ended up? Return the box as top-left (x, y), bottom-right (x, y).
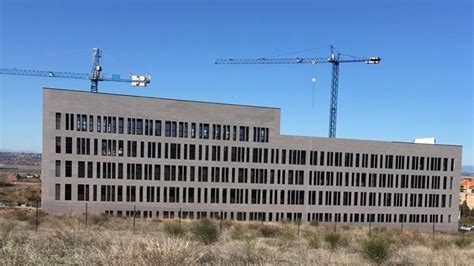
top-left (43, 88), bottom-right (462, 231)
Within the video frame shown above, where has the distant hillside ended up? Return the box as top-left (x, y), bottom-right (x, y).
top-left (462, 165), bottom-right (474, 176)
top-left (0, 152), bottom-right (41, 166)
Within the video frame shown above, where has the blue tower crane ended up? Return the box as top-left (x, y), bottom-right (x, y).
top-left (0, 48), bottom-right (151, 93)
top-left (215, 45), bottom-right (381, 138)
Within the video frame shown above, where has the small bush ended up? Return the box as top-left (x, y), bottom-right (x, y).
top-left (258, 224), bottom-right (281, 238)
top-left (307, 233), bottom-right (320, 249)
top-left (360, 234), bottom-right (393, 264)
top-left (191, 219), bottom-right (219, 245)
top-left (247, 222), bottom-right (260, 230)
top-left (309, 220), bottom-right (319, 227)
top-left (324, 232), bottom-right (344, 250)
top-left (431, 237), bottom-right (451, 250)
top-left (279, 226), bottom-right (297, 246)
top-left (164, 221), bottom-right (185, 237)
top-left (231, 224), bottom-right (255, 241)
top-left (453, 237), bottom-right (472, 249)
top-left (88, 213), bottom-right (109, 226)
top-left (12, 210), bottom-right (30, 221)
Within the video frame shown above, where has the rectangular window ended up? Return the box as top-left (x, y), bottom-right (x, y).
top-left (165, 121), bottom-right (172, 137)
top-left (119, 117), bottom-right (124, 134)
top-left (97, 115), bottom-right (101, 132)
top-left (65, 161), bottom-right (72, 177)
top-left (78, 161), bottom-right (85, 178)
top-left (191, 123), bottom-right (196, 138)
top-left (65, 137), bottom-right (72, 154)
top-left (55, 160), bottom-right (61, 177)
top-left (82, 114), bottom-right (87, 131)
top-left (137, 119), bottom-right (143, 135)
top-left (155, 120), bottom-right (162, 136)
top-left (89, 115), bottom-right (94, 132)
top-left (55, 113), bottom-right (61, 130)
top-left (55, 184), bottom-right (60, 200)
top-left (55, 136), bottom-right (61, 153)
top-left (65, 184), bottom-right (72, 200)
top-left (87, 162), bottom-right (93, 178)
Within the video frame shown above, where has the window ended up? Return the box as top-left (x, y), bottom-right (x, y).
top-left (165, 121), bottom-right (172, 137)
top-left (55, 113), bottom-right (61, 130)
top-left (97, 116), bottom-right (101, 132)
top-left (65, 184), bottom-right (72, 200)
top-left (239, 126), bottom-right (245, 141)
top-left (137, 119), bottom-right (143, 135)
top-left (65, 137), bottom-right (72, 154)
top-left (55, 184), bottom-right (60, 200)
top-left (76, 114), bottom-right (81, 130)
top-left (87, 162), bottom-right (93, 178)
top-left (119, 117), bottom-right (124, 134)
top-left (78, 184), bottom-right (89, 201)
top-left (171, 122), bottom-right (177, 137)
top-left (191, 123), bottom-right (196, 138)
top-left (65, 161), bottom-right (72, 177)
top-left (78, 161), bottom-right (85, 178)
top-left (55, 160), bottom-right (61, 177)
top-left (55, 137), bottom-right (61, 153)
top-left (155, 120), bottom-right (162, 136)
top-left (89, 115), bottom-right (94, 132)
top-left (81, 114), bottom-right (87, 131)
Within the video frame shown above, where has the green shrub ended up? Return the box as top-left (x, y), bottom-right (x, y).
top-left (360, 234), bottom-right (393, 264)
top-left (324, 232), bottom-right (344, 250)
top-left (164, 221), bottom-right (185, 237)
top-left (453, 237), bottom-right (472, 249)
top-left (258, 224), bottom-right (281, 238)
top-left (191, 219), bottom-right (219, 245)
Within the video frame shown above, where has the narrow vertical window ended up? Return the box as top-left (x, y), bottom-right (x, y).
top-left (55, 160), bottom-right (61, 177)
top-left (55, 184), bottom-right (61, 200)
top-left (55, 113), bottom-right (61, 130)
top-left (55, 137), bottom-right (61, 153)
top-left (65, 184), bottom-right (72, 200)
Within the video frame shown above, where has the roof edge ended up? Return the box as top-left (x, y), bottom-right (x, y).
top-left (43, 87), bottom-right (281, 110)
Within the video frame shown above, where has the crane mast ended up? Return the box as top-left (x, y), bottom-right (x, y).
top-left (0, 48), bottom-right (151, 93)
top-left (216, 45), bottom-right (380, 138)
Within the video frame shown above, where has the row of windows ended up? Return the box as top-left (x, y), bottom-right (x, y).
top-left (309, 171), bottom-right (454, 190)
top-left (56, 183), bottom-right (453, 209)
top-left (54, 136), bottom-right (456, 172)
top-left (55, 160), bottom-right (455, 191)
top-left (56, 113), bottom-right (264, 142)
top-left (310, 151), bottom-right (453, 172)
top-left (96, 209), bottom-right (449, 225)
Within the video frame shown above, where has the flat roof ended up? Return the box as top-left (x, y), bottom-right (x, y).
top-left (43, 87), bottom-right (281, 110)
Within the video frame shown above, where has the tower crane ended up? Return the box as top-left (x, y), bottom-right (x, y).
top-left (215, 45), bottom-right (380, 138)
top-left (0, 48), bottom-right (151, 93)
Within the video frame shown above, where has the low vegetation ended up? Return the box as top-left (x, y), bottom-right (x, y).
top-left (360, 233), bottom-right (393, 264)
top-left (0, 211), bottom-right (473, 265)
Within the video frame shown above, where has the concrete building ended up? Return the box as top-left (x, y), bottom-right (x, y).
top-left (42, 88), bottom-right (462, 231)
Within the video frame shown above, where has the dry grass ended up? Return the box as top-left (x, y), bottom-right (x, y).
top-left (1, 211), bottom-right (473, 265)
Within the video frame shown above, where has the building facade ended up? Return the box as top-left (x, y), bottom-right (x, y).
top-left (43, 88), bottom-right (462, 231)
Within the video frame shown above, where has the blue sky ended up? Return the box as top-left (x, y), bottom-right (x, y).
top-left (0, 0), bottom-right (472, 165)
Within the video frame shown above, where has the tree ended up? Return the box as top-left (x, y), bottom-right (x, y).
top-left (460, 201), bottom-right (471, 217)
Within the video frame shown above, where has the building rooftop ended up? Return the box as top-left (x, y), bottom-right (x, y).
top-left (43, 87), bottom-right (280, 110)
